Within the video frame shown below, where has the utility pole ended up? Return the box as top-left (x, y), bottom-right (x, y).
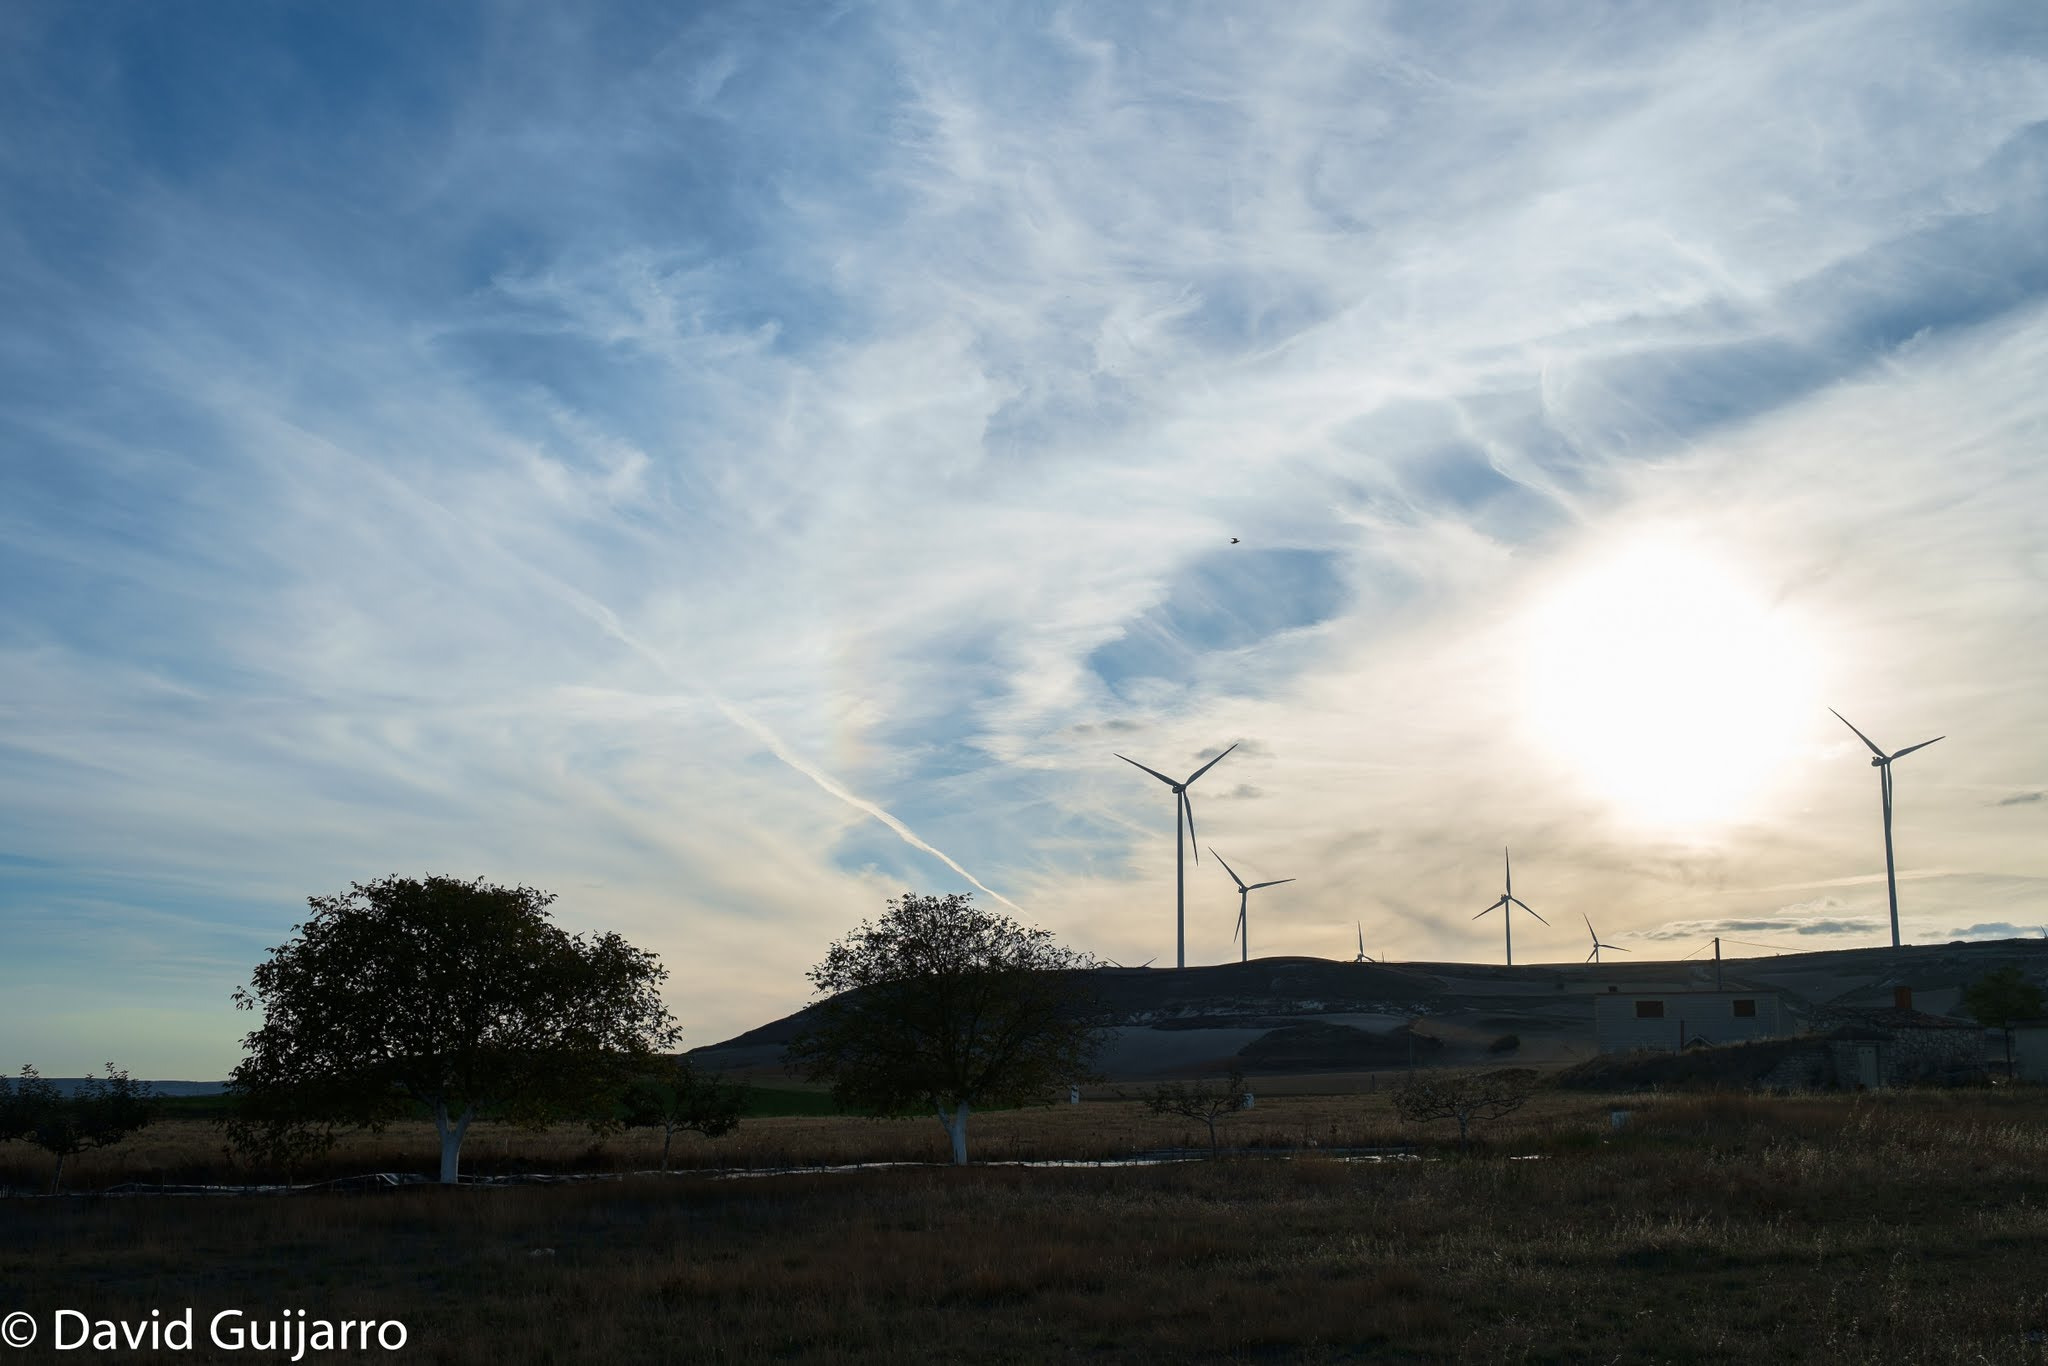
top-left (1714, 937), bottom-right (1723, 992)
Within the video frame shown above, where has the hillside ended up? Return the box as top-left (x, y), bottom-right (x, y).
top-left (693, 937), bottom-right (2048, 1083)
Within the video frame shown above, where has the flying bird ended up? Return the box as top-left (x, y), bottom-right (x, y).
top-left (1229, 537), bottom-right (1239, 544)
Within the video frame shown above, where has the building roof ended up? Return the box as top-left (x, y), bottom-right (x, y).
top-left (1598, 989), bottom-right (1779, 998)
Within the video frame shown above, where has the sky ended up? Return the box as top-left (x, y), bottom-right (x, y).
top-left (3, 1), bottom-right (2046, 1078)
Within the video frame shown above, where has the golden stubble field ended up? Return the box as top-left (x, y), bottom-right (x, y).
top-left (5, 1084), bottom-right (1589, 1188)
top-left (4, 1088), bottom-right (2048, 1364)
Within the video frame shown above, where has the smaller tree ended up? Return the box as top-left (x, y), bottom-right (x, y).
top-left (789, 892), bottom-right (1105, 1164)
top-left (1391, 1068), bottom-right (1535, 1148)
top-left (620, 1057), bottom-right (750, 1171)
top-left (0, 1064), bottom-right (157, 1192)
top-left (1141, 1067), bottom-right (1251, 1154)
top-left (1962, 966), bottom-right (2045, 1077)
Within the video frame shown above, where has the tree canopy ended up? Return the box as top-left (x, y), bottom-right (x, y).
top-left (0, 1063), bottom-right (157, 1192)
top-left (225, 874), bottom-right (677, 1183)
top-left (787, 891), bottom-right (1104, 1164)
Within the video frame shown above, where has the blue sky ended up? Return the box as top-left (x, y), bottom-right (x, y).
top-left (4, 2), bottom-right (2046, 1076)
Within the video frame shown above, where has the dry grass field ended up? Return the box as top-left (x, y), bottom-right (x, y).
top-left (4, 1087), bottom-right (2047, 1363)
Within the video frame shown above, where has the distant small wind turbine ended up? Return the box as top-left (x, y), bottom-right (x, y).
top-left (1210, 849), bottom-right (1294, 964)
top-left (1474, 846), bottom-right (1548, 966)
top-left (1117, 743), bottom-right (1238, 969)
top-left (1583, 913), bottom-right (1628, 964)
top-left (1830, 708), bottom-right (1944, 950)
top-left (1354, 921), bottom-right (1375, 964)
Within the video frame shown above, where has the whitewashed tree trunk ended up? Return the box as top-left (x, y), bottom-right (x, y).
top-left (433, 1099), bottom-right (475, 1184)
top-left (936, 1100), bottom-right (971, 1165)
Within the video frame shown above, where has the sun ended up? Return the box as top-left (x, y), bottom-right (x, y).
top-left (1518, 534), bottom-right (1821, 830)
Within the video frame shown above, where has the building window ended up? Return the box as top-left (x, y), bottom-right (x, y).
top-left (1636, 1001), bottom-right (1664, 1019)
top-left (1733, 999), bottom-right (1757, 1018)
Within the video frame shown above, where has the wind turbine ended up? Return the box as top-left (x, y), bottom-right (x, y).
top-left (1116, 742), bottom-right (1237, 969)
top-left (1474, 846), bottom-right (1547, 966)
top-left (1830, 708), bottom-right (1943, 949)
top-left (1583, 913), bottom-right (1627, 964)
top-left (1354, 922), bottom-right (1375, 964)
top-left (1210, 849), bottom-right (1294, 964)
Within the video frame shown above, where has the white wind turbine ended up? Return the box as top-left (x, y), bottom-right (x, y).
top-left (1583, 913), bottom-right (1627, 964)
top-left (1474, 846), bottom-right (1548, 966)
top-left (1116, 743), bottom-right (1237, 969)
top-left (1354, 922), bottom-right (1375, 964)
top-left (1830, 708), bottom-right (1944, 949)
top-left (1210, 849), bottom-right (1294, 964)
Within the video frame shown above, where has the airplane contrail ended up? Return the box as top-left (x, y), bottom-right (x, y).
top-left (520, 572), bottom-right (1023, 910)
top-left (298, 426), bottom-right (1021, 910)
top-left (708, 699), bottom-right (1021, 910)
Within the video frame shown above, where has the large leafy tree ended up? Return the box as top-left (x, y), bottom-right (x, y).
top-left (225, 875), bottom-right (677, 1184)
top-left (0, 1063), bottom-right (157, 1192)
top-left (1962, 965), bottom-right (2045, 1077)
top-left (788, 892), bottom-right (1105, 1164)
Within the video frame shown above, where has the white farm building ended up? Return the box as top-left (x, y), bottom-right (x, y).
top-left (1594, 990), bottom-right (1785, 1054)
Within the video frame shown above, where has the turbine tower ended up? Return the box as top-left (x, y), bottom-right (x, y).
top-left (1116, 742), bottom-right (1237, 969)
top-left (1830, 709), bottom-right (1944, 949)
top-left (1210, 848), bottom-right (1294, 964)
top-left (1583, 913), bottom-right (1627, 964)
top-left (1474, 846), bottom-right (1547, 966)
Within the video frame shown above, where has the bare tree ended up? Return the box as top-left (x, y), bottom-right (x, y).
top-left (1391, 1069), bottom-right (1536, 1148)
top-left (1141, 1067), bottom-right (1251, 1154)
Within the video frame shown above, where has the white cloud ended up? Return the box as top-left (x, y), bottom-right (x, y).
top-left (4, 1), bottom-right (2047, 1072)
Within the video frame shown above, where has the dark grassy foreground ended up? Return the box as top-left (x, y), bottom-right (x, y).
top-left (4, 1091), bottom-right (2047, 1363)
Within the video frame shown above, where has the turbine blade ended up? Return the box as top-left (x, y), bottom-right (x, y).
top-left (1183, 741), bottom-right (1239, 786)
top-left (1232, 908), bottom-right (1243, 943)
top-left (1890, 735), bottom-right (1944, 761)
top-left (1586, 946), bottom-right (1598, 963)
top-left (1115, 754), bottom-right (1180, 787)
top-left (1474, 898), bottom-right (1505, 919)
top-left (1582, 912), bottom-right (1598, 941)
top-left (1182, 790), bottom-right (1200, 856)
top-left (1504, 846), bottom-right (1512, 897)
top-left (1210, 849), bottom-right (1246, 890)
top-left (1830, 708), bottom-right (1886, 759)
top-left (1605, 944), bottom-right (1631, 954)
top-left (1511, 896), bottom-right (1548, 925)
top-left (1248, 878), bottom-right (1295, 890)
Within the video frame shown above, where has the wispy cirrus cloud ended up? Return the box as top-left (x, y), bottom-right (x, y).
top-left (4, 2), bottom-right (2048, 1072)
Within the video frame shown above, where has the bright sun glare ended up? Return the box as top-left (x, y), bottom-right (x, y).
top-left (1521, 535), bottom-right (1821, 831)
